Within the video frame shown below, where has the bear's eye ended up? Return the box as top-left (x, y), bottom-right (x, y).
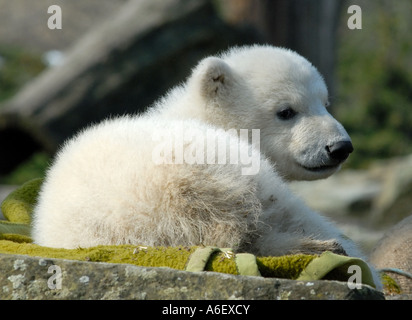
top-left (276, 107), bottom-right (297, 120)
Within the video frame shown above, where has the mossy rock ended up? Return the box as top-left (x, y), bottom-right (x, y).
top-left (0, 178), bottom-right (43, 224)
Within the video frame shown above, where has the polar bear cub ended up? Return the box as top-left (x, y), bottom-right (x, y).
top-left (32, 45), bottom-right (380, 286)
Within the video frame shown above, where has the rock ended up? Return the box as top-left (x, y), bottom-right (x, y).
top-left (371, 155), bottom-right (412, 226)
top-left (0, 0), bottom-right (258, 174)
top-left (370, 214), bottom-right (412, 295)
top-left (0, 253), bottom-right (384, 300)
top-left (290, 169), bottom-right (382, 219)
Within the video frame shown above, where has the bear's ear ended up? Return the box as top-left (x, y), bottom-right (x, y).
top-left (191, 57), bottom-right (237, 102)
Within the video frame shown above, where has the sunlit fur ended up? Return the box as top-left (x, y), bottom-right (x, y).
top-left (31, 45), bottom-right (381, 289)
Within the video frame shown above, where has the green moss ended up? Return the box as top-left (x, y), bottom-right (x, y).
top-left (206, 251), bottom-right (238, 275)
top-left (0, 239), bottom-right (320, 280)
top-left (0, 233), bottom-right (32, 243)
top-left (0, 242), bottom-right (241, 276)
top-left (0, 238), bottom-right (371, 285)
top-left (381, 273), bottom-right (402, 295)
top-left (1, 178), bottom-right (43, 223)
top-left (257, 254), bottom-right (315, 279)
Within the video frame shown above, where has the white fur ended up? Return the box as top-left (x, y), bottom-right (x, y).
top-left (31, 45), bottom-right (381, 288)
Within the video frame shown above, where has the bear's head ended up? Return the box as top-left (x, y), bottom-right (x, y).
top-left (188, 45), bottom-right (353, 181)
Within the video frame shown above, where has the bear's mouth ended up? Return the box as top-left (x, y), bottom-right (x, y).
top-left (300, 163), bottom-right (340, 173)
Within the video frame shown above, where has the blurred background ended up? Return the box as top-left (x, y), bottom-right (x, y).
top-left (0, 0), bottom-right (411, 254)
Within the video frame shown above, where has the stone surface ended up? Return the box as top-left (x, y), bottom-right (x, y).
top-left (0, 253), bottom-right (384, 300)
top-left (370, 215), bottom-right (412, 295)
top-left (290, 169), bottom-right (382, 218)
top-left (371, 155), bottom-right (412, 225)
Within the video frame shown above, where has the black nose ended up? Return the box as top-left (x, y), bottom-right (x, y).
top-left (326, 141), bottom-right (354, 162)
